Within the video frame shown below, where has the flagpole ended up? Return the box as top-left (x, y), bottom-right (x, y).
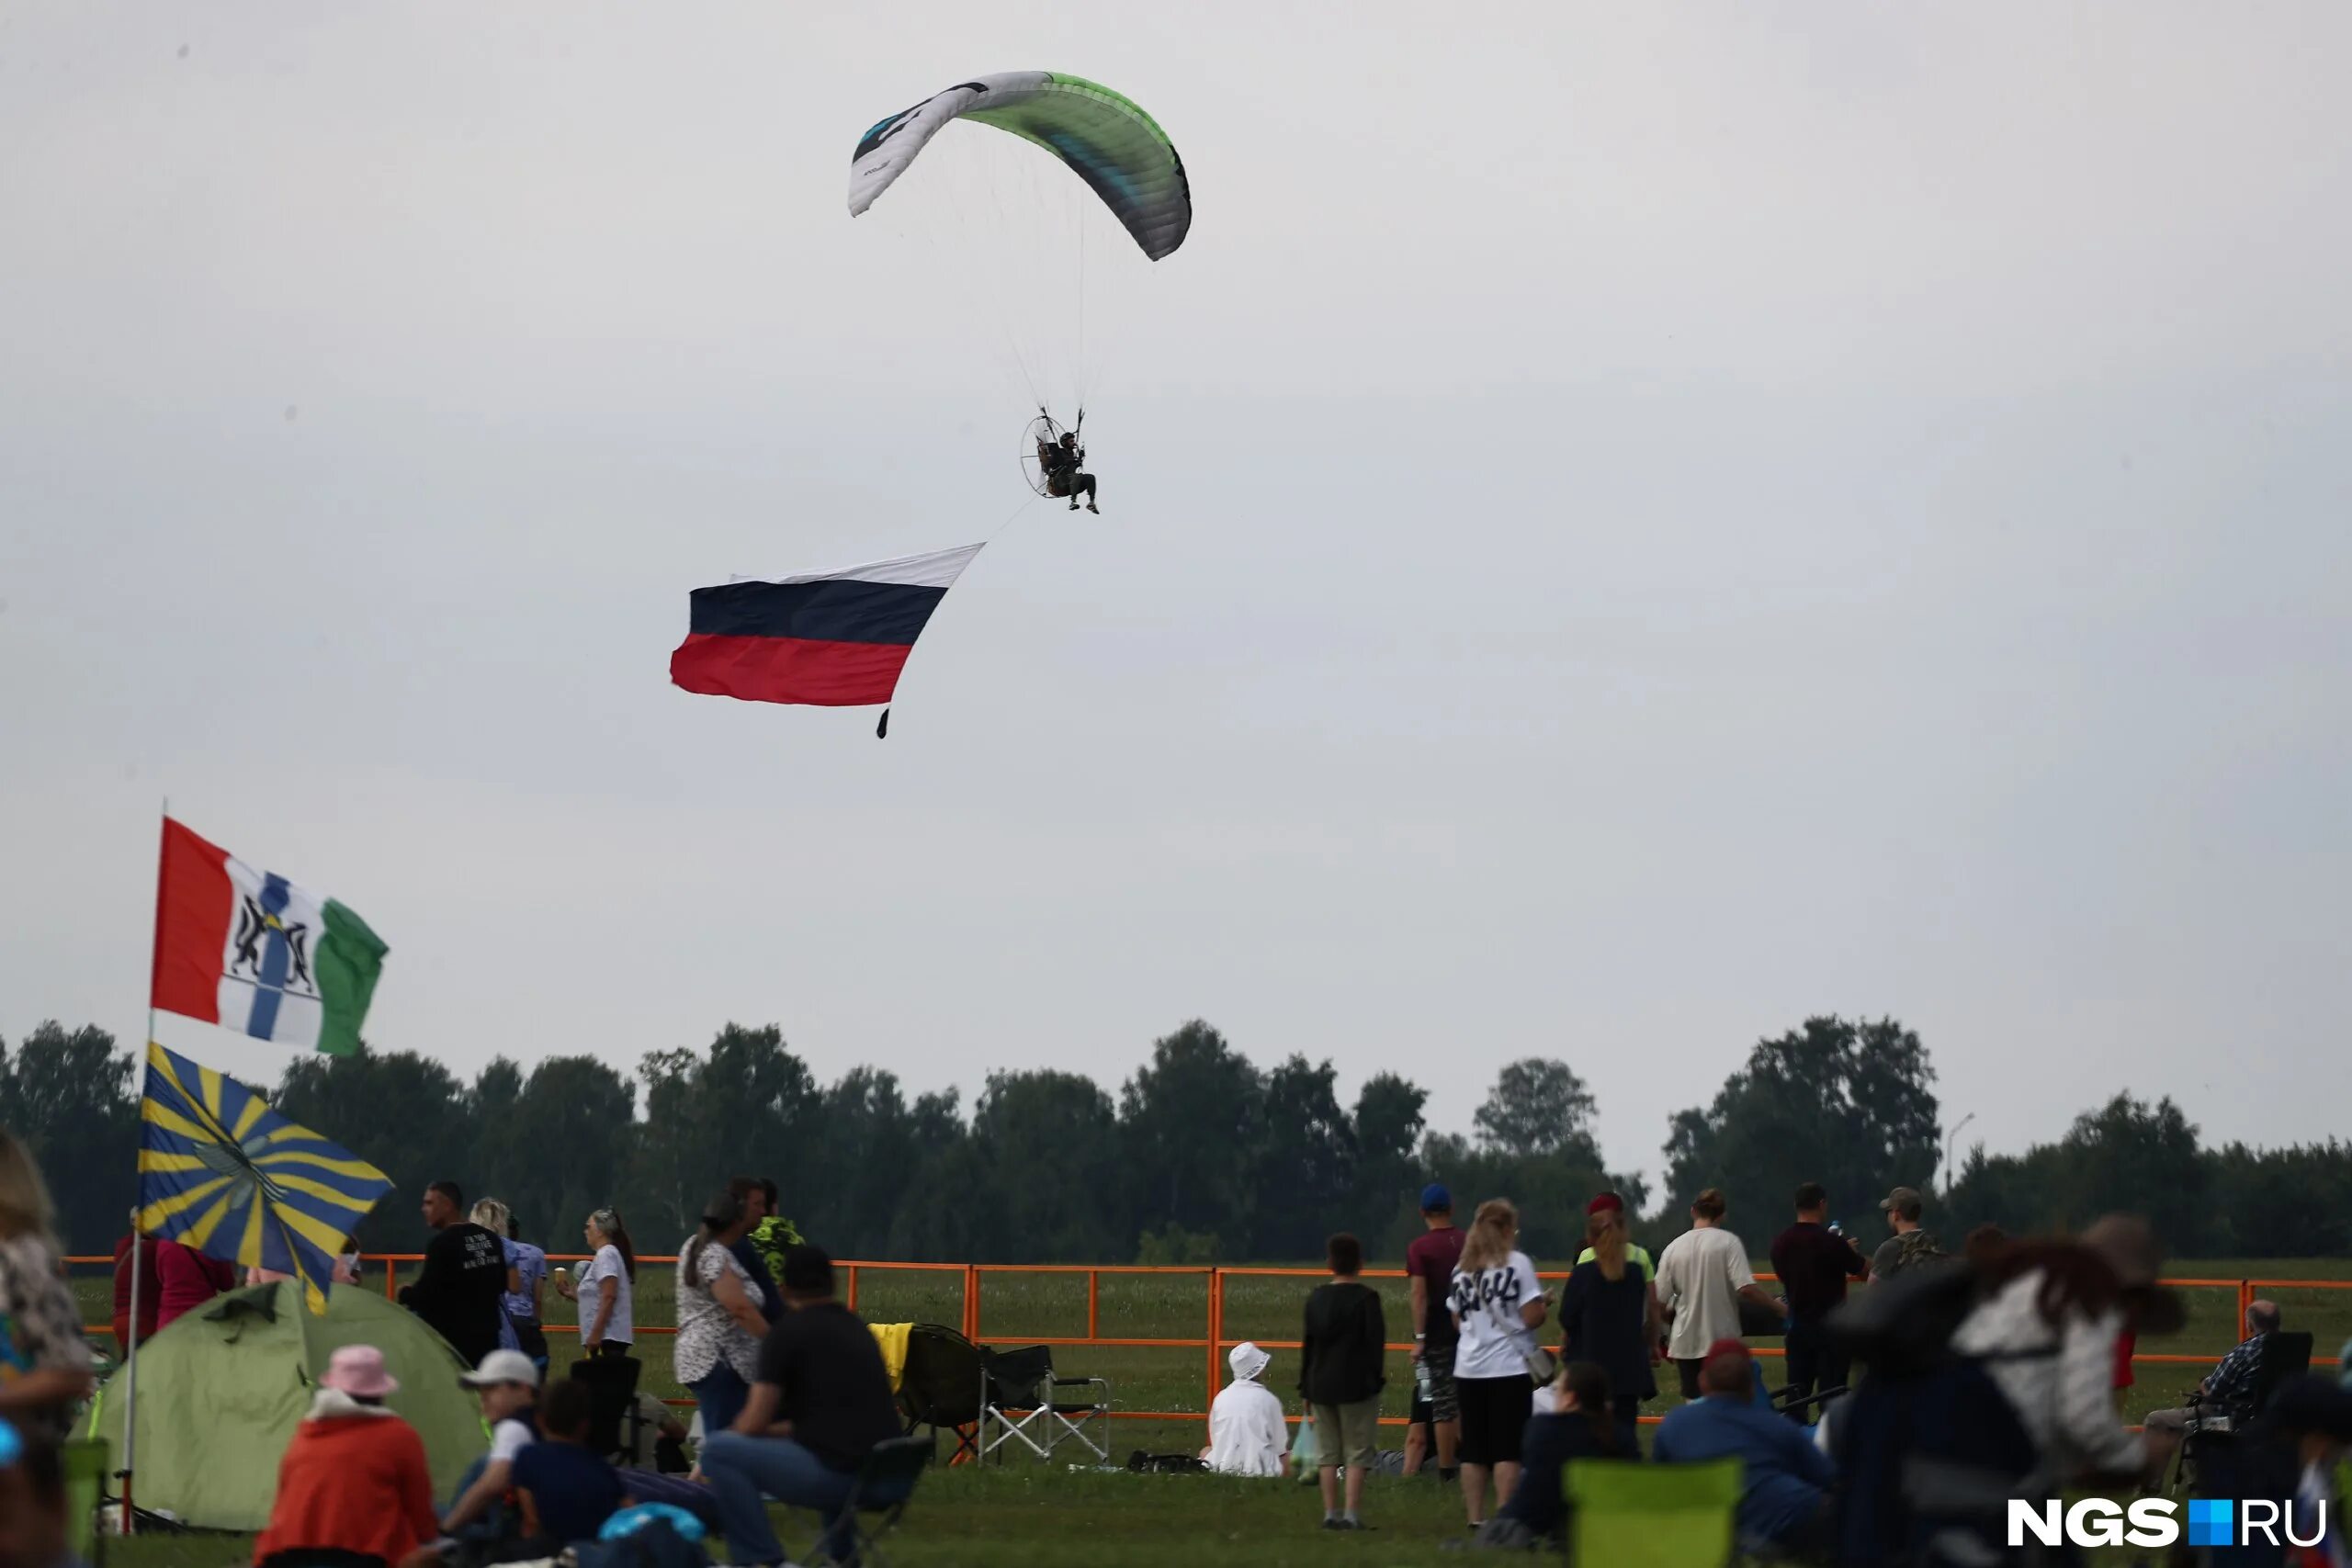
top-left (119, 798), bottom-right (168, 1535)
top-left (119, 1212), bottom-right (141, 1535)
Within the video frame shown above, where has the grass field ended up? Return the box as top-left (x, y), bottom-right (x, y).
top-left (102, 1467), bottom-right (1483, 1568)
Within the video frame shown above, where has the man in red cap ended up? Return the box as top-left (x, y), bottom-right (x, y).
top-left (1653, 1340), bottom-right (1835, 1554)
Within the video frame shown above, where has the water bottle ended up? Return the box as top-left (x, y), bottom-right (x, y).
top-left (1416, 1359), bottom-right (1433, 1403)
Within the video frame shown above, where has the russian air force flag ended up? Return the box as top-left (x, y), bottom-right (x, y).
top-left (668, 543), bottom-right (983, 708)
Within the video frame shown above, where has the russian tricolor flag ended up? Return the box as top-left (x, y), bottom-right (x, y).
top-left (669, 543), bottom-right (983, 707)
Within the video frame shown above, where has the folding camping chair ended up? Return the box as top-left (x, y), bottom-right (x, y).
top-left (567, 1353), bottom-right (646, 1466)
top-left (897, 1323), bottom-right (986, 1464)
top-left (1563, 1457), bottom-right (1743, 1568)
top-left (2169, 1330), bottom-right (2315, 1496)
top-left (977, 1344), bottom-right (1113, 1465)
top-left (787, 1435), bottom-right (932, 1568)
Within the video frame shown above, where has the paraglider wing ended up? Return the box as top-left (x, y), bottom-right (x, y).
top-left (849, 71), bottom-right (1191, 261)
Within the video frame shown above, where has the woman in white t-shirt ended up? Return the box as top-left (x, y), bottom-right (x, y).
top-left (554, 1208), bottom-right (636, 1356)
top-left (1448, 1197), bottom-right (1548, 1531)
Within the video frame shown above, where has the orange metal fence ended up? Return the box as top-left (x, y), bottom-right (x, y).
top-left (69, 1257), bottom-right (2333, 1427)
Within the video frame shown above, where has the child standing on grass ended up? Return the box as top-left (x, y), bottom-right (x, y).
top-left (1300, 1232), bottom-right (1386, 1530)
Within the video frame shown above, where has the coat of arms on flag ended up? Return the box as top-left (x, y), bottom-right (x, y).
top-left (136, 1042), bottom-right (392, 1314)
top-left (151, 818), bottom-right (388, 1055)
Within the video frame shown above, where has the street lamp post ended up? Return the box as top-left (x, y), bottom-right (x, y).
top-left (1942, 1111), bottom-right (1978, 1184)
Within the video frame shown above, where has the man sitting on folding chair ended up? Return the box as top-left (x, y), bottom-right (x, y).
top-left (2145, 1299), bottom-right (2290, 1438)
top-left (700, 1245), bottom-right (902, 1567)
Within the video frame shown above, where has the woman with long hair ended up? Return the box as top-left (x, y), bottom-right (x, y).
top-left (554, 1209), bottom-right (637, 1357)
top-left (1484, 1361), bottom-right (1621, 1548)
top-left (465, 1200), bottom-right (522, 1354)
top-left (1448, 1198), bottom-right (1549, 1531)
top-left (1949, 1217), bottom-right (2180, 1485)
top-left (674, 1189), bottom-right (770, 1437)
top-left (1554, 1206), bottom-right (1657, 1452)
top-left (473, 1200), bottom-right (550, 1372)
top-left (0, 1130), bottom-right (96, 1445)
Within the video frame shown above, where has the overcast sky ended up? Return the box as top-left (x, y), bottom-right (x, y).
top-left (4, 3), bottom-right (2346, 1198)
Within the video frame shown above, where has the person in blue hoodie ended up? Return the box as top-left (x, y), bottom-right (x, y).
top-left (1653, 1339), bottom-right (1835, 1555)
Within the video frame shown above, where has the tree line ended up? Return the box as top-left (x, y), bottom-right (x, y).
top-left (2, 1013), bottom-right (2342, 1264)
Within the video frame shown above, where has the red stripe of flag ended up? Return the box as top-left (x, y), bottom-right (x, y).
top-left (153, 818), bottom-right (232, 1023)
top-left (669, 633), bottom-right (917, 707)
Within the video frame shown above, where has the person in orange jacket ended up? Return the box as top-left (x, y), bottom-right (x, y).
top-left (253, 1346), bottom-right (440, 1568)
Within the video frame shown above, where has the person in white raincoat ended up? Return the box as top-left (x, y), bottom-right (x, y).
top-left (1204, 1342), bottom-right (1289, 1477)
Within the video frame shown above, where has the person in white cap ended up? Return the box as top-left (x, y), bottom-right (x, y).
top-left (254, 1346), bottom-right (442, 1568)
top-left (442, 1348), bottom-right (543, 1540)
top-left (1204, 1341), bottom-right (1289, 1477)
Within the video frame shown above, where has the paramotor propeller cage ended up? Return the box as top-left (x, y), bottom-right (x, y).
top-left (1021, 412), bottom-right (1075, 499)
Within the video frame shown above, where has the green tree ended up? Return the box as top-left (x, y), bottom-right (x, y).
top-left (469, 1056), bottom-right (526, 1206)
top-left (627, 1048), bottom-right (703, 1239)
top-left (2051, 1094), bottom-right (2208, 1253)
top-left (804, 1067), bottom-right (925, 1253)
top-left (2204, 1141), bottom-right (2352, 1258)
top-left (1351, 1072), bottom-right (1430, 1251)
top-left (0, 1021), bottom-right (139, 1253)
top-left (276, 1043), bottom-right (479, 1249)
top-left (1246, 1055), bottom-right (1360, 1258)
top-left (967, 1070), bottom-right (1128, 1261)
top-left (1413, 1126), bottom-right (1622, 1261)
top-left (505, 1055), bottom-right (636, 1248)
top-left (1661, 1016), bottom-right (1939, 1231)
top-left (701, 1023), bottom-right (822, 1210)
top-left (1118, 1021), bottom-right (1264, 1241)
top-left (1475, 1058), bottom-right (1601, 1162)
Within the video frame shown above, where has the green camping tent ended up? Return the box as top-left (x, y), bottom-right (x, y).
top-left (85, 1281), bottom-right (487, 1531)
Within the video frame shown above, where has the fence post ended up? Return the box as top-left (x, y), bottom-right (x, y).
top-left (965, 1265), bottom-right (981, 1342)
top-left (381, 1255), bottom-right (394, 1302)
top-left (2238, 1280), bottom-right (2255, 1341)
top-left (1087, 1269), bottom-right (1099, 1340)
top-left (846, 1265), bottom-right (859, 1313)
top-left (1206, 1268), bottom-right (1223, 1416)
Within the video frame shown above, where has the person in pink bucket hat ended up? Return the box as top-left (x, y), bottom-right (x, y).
top-left (322, 1345), bottom-right (401, 1399)
top-left (254, 1346), bottom-right (441, 1568)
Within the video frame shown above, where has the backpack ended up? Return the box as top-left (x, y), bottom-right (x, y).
top-left (570, 1517), bottom-right (707, 1568)
top-left (1125, 1450), bottom-right (1207, 1474)
top-left (1893, 1229), bottom-right (1948, 1273)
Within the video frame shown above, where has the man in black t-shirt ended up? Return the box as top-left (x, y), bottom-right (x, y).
top-left (700, 1244), bottom-right (898, 1566)
top-left (397, 1179), bottom-right (508, 1369)
top-left (1767, 1182), bottom-right (1869, 1421)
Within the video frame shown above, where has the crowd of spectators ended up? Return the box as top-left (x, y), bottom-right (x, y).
top-left (18, 1116), bottom-right (2352, 1565)
top-left (1259, 1171), bottom-right (2352, 1562)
